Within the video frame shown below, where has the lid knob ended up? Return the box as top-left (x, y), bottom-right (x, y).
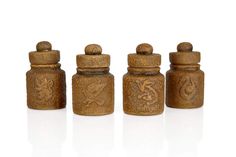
top-left (136, 43), bottom-right (153, 55)
top-left (36, 41), bottom-right (52, 52)
top-left (177, 42), bottom-right (193, 52)
top-left (85, 44), bottom-right (102, 55)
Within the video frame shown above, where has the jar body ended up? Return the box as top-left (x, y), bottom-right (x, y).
top-left (72, 72), bottom-right (114, 116)
top-left (26, 67), bottom-right (66, 110)
top-left (166, 68), bottom-right (204, 108)
top-left (123, 72), bottom-right (164, 115)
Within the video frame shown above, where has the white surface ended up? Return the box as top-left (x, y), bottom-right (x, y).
top-left (0, 0), bottom-right (235, 156)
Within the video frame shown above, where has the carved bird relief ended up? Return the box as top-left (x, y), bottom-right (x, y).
top-left (83, 80), bottom-right (107, 107)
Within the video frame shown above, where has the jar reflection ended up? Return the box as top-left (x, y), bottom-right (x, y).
top-left (165, 108), bottom-right (203, 157)
top-left (123, 114), bottom-right (164, 157)
top-left (73, 115), bottom-right (114, 157)
top-left (27, 109), bottom-right (67, 157)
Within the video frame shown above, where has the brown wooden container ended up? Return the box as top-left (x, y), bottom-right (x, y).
top-left (72, 44), bottom-right (114, 116)
top-left (123, 43), bottom-right (164, 115)
top-left (26, 41), bottom-right (66, 110)
top-left (166, 42), bottom-right (204, 108)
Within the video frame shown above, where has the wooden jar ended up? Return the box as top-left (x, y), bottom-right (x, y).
top-left (72, 44), bottom-right (114, 115)
top-left (123, 43), bottom-right (164, 115)
top-left (166, 42), bottom-right (204, 108)
top-left (26, 41), bottom-right (66, 109)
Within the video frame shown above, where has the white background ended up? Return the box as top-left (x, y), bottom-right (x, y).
top-left (0, 0), bottom-right (235, 156)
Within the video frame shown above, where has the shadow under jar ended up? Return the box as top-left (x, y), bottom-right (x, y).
top-left (123, 43), bottom-right (164, 116)
top-left (72, 44), bottom-right (114, 116)
top-left (166, 42), bottom-right (204, 108)
top-left (26, 41), bottom-right (66, 110)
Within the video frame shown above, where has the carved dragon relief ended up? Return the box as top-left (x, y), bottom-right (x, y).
top-left (126, 79), bottom-right (161, 113)
top-left (136, 80), bottom-right (158, 105)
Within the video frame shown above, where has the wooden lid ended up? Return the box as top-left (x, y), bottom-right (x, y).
top-left (76, 44), bottom-right (110, 68)
top-left (128, 43), bottom-right (161, 68)
top-left (29, 41), bottom-right (60, 65)
top-left (169, 42), bottom-right (200, 64)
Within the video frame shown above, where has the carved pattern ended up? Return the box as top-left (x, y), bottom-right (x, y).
top-left (82, 80), bottom-right (107, 107)
top-left (125, 79), bottom-right (162, 113)
top-left (136, 80), bottom-right (158, 105)
top-left (35, 77), bottom-right (54, 102)
top-left (178, 76), bottom-right (197, 101)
